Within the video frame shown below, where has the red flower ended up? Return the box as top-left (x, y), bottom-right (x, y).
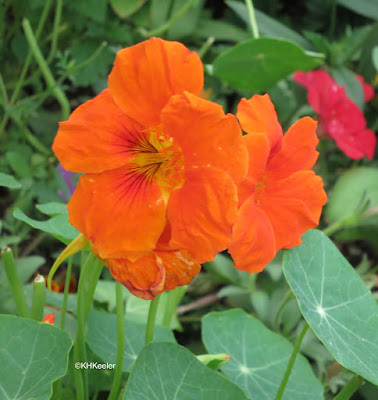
top-left (294, 70), bottom-right (376, 160)
top-left (228, 95), bottom-right (327, 272)
top-left (42, 314), bottom-right (55, 325)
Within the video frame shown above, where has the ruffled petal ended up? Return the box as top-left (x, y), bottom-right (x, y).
top-left (229, 196), bottom-right (276, 273)
top-left (68, 165), bottom-right (166, 259)
top-left (261, 170), bottom-right (327, 251)
top-left (237, 95), bottom-right (283, 157)
top-left (167, 167), bottom-right (238, 263)
top-left (331, 128), bottom-right (376, 160)
top-left (237, 132), bottom-right (270, 206)
top-left (108, 38), bottom-right (203, 127)
top-left (161, 92), bottom-right (248, 184)
top-left (355, 74), bottom-right (374, 102)
top-left (267, 117), bottom-right (319, 180)
top-left (157, 249), bottom-right (201, 291)
top-left (53, 89), bottom-right (140, 173)
top-left (108, 253), bottom-right (165, 300)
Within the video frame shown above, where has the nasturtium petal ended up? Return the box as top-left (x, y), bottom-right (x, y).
top-left (237, 94), bottom-right (283, 156)
top-left (87, 309), bottom-right (175, 373)
top-left (262, 171), bottom-right (327, 250)
top-left (108, 37), bottom-right (203, 127)
top-left (284, 230), bottom-right (378, 385)
top-left (229, 197), bottom-right (276, 273)
top-left (168, 167), bottom-right (238, 263)
top-left (202, 309), bottom-right (324, 400)
top-left (0, 315), bottom-right (72, 400)
top-left (53, 89), bottom-right (138, 173)
top-left (123, 342), bottom-right (249, 400)
top-left (267, 117), bottom-right (319, 180)
top-left (162, 92), bottom-right (248, 184)
top-left (68, 167), bottom-right (166, 259)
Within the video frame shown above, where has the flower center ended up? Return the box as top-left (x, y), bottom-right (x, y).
top-left (131, 129), bottom-right (185, 195)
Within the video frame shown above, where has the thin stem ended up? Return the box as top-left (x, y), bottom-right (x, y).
top-left (1, 247), bottom-right (29, 318)
top-left (31, 274), bottom-right (46, 321)
top-left (275, 323), bottom-right (309, 400)
top-left (60, 257), bottom-right (73, 330)
top-left (22, 18), bottom-right (70, 121)
top-left (140, 0), bottom-right (198, 37)
top-left (74, 253), bottom-right (97, 400)
top-left (145, 295), bottom-right (161, 345)
top-left (0, 0), bottom-right (52, 136)
top-left (245, 0), bottom-right (259, 39)
top-left (274, 290), bottom-right (293, 331)
top-left (333, 375), bottom-right (364, 400)
top-left (198, 37), bottom-right (215, 59)
top-left (322, 219), bottom-right (346, 236)
top-left (329, 0), bottom-right (337, 39)
top-left (107, 282), bottom-right (125, 400)
top-left (47, 0), bottom-right (63, 63)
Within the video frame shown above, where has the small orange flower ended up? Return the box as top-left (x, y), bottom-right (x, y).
top-left (228, 94), bottom-right (327, 273)
top-left (53, 38), bottom-right (248, 298)
top-left (42, 314), bottom-right (55, 324)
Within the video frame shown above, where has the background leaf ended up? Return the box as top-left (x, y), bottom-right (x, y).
top-left (123, 342), bottom-right (249, 400)
top-left (0, 172), bottom-right (21, 189)
top-left (202, 309), bottom-right (324, 400)
top-left (284, 230), bottom-right (378, 385)
top-left (213, 38), bottom-right (323, 93)
top-left (0, 315), bottom-right (73, 400)
top-left (337, 0), bottom-right (378, 20)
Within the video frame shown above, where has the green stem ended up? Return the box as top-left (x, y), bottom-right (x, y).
top-left (140, 0), bottom-right (198, 37)
top-left (329, 0), bottom-right (337, 39)
top-left (22, 18), bottom-right (70, 120)
top-left (274, 291), bottom-right (293, 331)
top-left (1, 247), bottom-right (29, 318)
top-left (245, 0), bottom-right (259, 39)
top-left (333, 375), bottom-right (364, 400)
top-left (60, 257), bottom-right (73, 330)
top-left (74, 253), bottom-right (98, 400)
top-left (0, 0), bottom-right (52, 136)
top-left (31, 274), bottom-right (46, 321)
top-left (107, 282), bottom-right (125, 400)
top-left (198, 37), bottom-right (215, 59)
top-left (47, 0), bottom-right (63, 63)
top-left (323, 219), bottom-right (347, 236)
top-left (145, 295), bottom-right (161, 345)
top-left (275, 323), bottom-right (309, 400)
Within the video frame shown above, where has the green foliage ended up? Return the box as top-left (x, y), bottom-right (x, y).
top-left (0, 172), bottom-right (21, 189)
top-left (213, 38), bottom-right (323, 93)
top-left (0, 315), bottom-right (72, 400)
top-left (202, 309), bottom-right (324, 400)
top-left (284, 230), bottom-right (378, 385)
top-left (123, 342), bottom-right (249, 400)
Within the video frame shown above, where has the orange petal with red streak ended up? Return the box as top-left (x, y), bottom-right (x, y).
top-left (229, 196), bottom-right (276, 273)
top-left (53, 89), bottom-right (140, 173)
top-left (108, 38), bottom-right (203, 127)
top-left (267, 117), bottom-right (319, 180)
top-left (262, 170), bottom-right (327, 251)
top-left (168, 167), bottom-right (238, 264)
top-left (237, 94), bottom-right (283, 156)
top-left (68, 166), bottom-right (166, 259)
top-left (161, 92), bottom-right (248, 184)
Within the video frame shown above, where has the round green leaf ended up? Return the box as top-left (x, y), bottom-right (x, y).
top-left (202, 309), bottom-right (323, 400)
top-left (326, 167), bottom-right (378, 223)
top-left (213, 38), bottom-right (323, 93)
top-left (0, 315), bottom-right (72, 400)
top-left (123, 342), bottom-right (248, 400)
top-left (284, 230), bottom-right (378, 385)
top-left (86, 309), bottom-right (176, 373)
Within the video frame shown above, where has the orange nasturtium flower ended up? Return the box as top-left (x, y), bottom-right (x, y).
top-left (228, 94), bottom-right (327, 273)
top-left (53, 38), bottom-right (248, 299)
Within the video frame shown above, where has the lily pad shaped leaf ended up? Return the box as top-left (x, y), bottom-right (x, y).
top-left (123, 342), bottom-right (248, 400)
top-left (87, 309), bottom-right (176, 373)
top-left (202, 309), bottom-right (323, 400)
top-left (284, 229), bottom-right (378, 385)
top-left (0, 315), bottom-right (73, 400)
top-left (213, 37), bottom-right (323, 93)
